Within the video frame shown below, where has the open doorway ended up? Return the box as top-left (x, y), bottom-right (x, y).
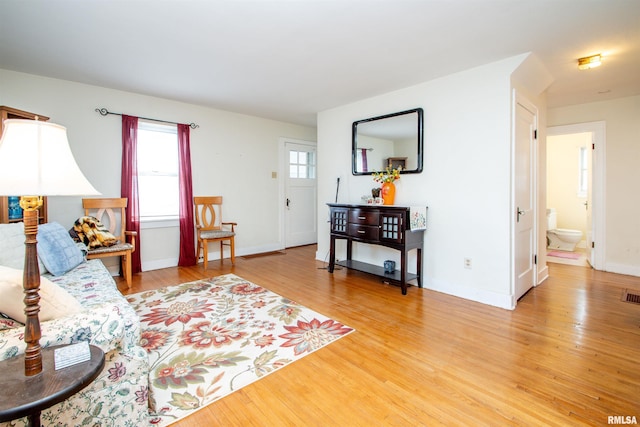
top-left (546, 122), bottom-right (606, 270)
top-left (546, 131), bottom-right (591, 266)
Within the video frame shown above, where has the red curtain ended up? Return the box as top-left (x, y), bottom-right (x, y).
top-left (361, 148), bottom-right (368, 172)
top-left (121, 115), bottom-right (142, 274)
top-left (177, 124), bottom-right (196, 266)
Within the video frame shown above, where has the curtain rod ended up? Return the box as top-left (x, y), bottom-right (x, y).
top-left (95, 108), bottom-right (199, 129)
top-left (357, 146), bottom-right (374, 151)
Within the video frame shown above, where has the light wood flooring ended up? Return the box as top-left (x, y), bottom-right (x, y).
top-left (115, 245), bottom-right (640, 426)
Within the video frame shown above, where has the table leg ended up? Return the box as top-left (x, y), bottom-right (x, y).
top-left (328, 236), bottom-right (336, 273)
top-left (417, 247), bottom-right (423, 288)
top-left (400, 249), bottom-right (407, 295)
top-left (28, 410), bottom-right (41, 427)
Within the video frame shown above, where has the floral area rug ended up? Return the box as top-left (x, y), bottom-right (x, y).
top-left (126, 274), bottom-right (354, 426)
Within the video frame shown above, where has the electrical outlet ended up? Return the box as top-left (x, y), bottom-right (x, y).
top-left (464, 258), bottom-right (472, 269)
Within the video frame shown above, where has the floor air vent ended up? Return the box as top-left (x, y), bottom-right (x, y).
top-left (622, 289), bottom-right (640, 304)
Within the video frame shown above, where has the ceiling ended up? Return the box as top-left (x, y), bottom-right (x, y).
top-left (1, 1), bottom-right (639, 127)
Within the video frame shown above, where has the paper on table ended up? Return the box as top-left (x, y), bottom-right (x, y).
top-left (54, 341), bottom-right (91, 370)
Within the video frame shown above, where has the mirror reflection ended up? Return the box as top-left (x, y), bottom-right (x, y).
top-left (352, 108), bottom-right (423, 175)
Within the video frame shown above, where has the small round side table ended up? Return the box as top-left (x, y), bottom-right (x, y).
top-left (0, 344), bottom-right (105, 427)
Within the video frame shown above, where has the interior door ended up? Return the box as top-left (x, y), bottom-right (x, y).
top-left (514, 97), bottom-right (537, 301)
top-left (585, 136), bottom-right (594, 266)
top-left (285, 141), bottom-right (317, 247)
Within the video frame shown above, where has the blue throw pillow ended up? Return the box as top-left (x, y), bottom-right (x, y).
top-left (37, 222), bottom-right (85, 276)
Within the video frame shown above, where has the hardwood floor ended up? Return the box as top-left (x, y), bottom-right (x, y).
top-left (115, 246), bottom-right (640, 426)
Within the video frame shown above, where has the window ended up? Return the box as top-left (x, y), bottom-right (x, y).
top-left (578, 146), bottom-right (588, 197)
top-left (289, 150), bottom-right (316, 179)
top-left (137, 121), bottom-right (179, 219)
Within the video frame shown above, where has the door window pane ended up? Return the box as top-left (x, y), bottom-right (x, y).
top-left (289, 150), bottom-right (316, 179)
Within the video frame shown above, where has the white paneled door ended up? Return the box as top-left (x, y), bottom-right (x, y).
top-left (514, 95), bottom-right (537, 302)
top-left (285, 140), bottom-right (317, 247)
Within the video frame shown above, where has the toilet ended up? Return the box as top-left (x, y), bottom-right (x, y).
top-left (546, 208), bottom-right (582, 251)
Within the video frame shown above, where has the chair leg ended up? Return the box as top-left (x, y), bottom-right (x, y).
top-left (220, 241), bottom-right (224, 262)
top-left (230, 237), bottom-right (235, 264)
top-left (203, 240), bottom-right (208, 270)
top-left (123, 253), bottom-right (132, 288)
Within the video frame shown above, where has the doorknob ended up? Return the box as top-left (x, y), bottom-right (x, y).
top-left (584, 201), bottom-right (588, 210)
top-left (517, 207), bottom-right (525, 222)
top-left (286, 198), bottom-right (290, 208)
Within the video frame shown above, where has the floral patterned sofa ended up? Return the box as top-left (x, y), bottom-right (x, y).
top-left (0, 222), bottom-right (149, 426)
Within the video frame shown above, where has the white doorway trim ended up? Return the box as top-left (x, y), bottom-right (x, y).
top-left (547, 121), bottom-right (606, 270)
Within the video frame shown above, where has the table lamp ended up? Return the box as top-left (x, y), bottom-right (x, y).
top-left (0, 119), bottom-right (100, 376)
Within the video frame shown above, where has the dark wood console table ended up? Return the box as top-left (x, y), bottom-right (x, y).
top-left (327, 203), bottom-right (426, 295)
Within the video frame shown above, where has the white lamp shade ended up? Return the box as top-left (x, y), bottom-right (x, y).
top-left (0, 119), bottom-right (100, 196)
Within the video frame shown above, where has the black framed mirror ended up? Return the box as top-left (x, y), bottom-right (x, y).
top-left (352, 108), bottom-right (423, 175)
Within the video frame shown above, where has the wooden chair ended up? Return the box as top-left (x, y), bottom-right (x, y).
top-left (194, 196), bottom-right (237, 269)
top-left (82, 198), bottom-right (137, 288)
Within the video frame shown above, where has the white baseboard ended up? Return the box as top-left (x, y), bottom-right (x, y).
top-left (603, 262), bottom-right (640, 278)
top-left (316, 249), bottom-right (332, 264)
top-left (140, 243), bottom-right (287, 272)
top-left (538, 265), bottom-right (550, 284)
top-left (142, 258), bottom-right (178, 272)
top-left (425, 279), bottom-right (515, 310)
top-left (238, 243), bottom-right (286, 257)
top-left (105, 265), bottom-right (121, 277)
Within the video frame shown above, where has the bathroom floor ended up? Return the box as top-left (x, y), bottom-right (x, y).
top-left (546, 248), bottom-right (590, 267)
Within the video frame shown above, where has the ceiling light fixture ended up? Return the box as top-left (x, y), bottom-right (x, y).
top-left (578, 54), bottom-right (602, 70)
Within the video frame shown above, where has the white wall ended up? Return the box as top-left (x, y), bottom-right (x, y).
top-left (548, 95), bottom-right (640, 276)
top-left (317, 54), bottom-right (538, 309)
top-left (0, 69), bottom-right (316, 271)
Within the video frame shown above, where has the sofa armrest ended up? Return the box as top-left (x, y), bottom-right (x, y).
top-left (0, 301), bottom-right (135, 361)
